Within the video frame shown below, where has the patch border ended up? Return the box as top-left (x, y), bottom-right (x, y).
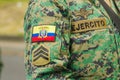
top-left (71, 18), bottom-right (107, 33)
top-left (32, 25), bottom-right (56, 42)
top-left (32, 44), bottom-right (50, 66)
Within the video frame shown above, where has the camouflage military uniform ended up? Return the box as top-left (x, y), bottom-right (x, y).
top-left (24, 0), bottom-right (120, 80)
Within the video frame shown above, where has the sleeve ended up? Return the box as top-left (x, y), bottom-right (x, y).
top-left (23, 0), bottom-right (71, 79)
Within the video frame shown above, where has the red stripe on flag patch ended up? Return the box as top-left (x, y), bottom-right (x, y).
top-left (32, 36), bottom-right (55, 42)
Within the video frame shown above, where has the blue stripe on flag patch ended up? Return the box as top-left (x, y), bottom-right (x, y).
top-left (32, 33), bottom-right (55, 37)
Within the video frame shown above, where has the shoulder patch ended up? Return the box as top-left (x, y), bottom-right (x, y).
top-left (32, 44), bottom-right (50, 66)
top-left (32, 25), bottom-right (56, 42)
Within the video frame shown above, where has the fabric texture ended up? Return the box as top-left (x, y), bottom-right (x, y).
top-left (24, 0), bottom-right (120, 80)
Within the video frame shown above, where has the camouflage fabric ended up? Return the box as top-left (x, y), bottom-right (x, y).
top-left (112, 0), bottom-right (120, 16)
top-left (24, 0), bottom-right (120, 80)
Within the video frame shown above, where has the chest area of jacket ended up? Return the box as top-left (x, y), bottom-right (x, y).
top-left (68, 1), bottom-right (108, 33)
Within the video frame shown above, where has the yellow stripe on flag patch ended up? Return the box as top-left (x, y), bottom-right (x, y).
top-left (33, 25), bottom-right (56, 34)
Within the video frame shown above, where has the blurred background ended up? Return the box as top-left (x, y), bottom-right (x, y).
top-left (0, 0), bottom-right (29, 80)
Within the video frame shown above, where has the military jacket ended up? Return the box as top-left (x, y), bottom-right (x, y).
top-left (24, 0), bottom-right (120, 80)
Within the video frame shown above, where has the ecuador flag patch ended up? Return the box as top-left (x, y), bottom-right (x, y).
top-left (32, 25), bottom-right (56, 42)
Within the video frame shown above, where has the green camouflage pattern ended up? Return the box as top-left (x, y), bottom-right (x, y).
top-left (112, 0), bottom-right (120, 16)
top-left (24, 0), bottom-right (120, 80)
